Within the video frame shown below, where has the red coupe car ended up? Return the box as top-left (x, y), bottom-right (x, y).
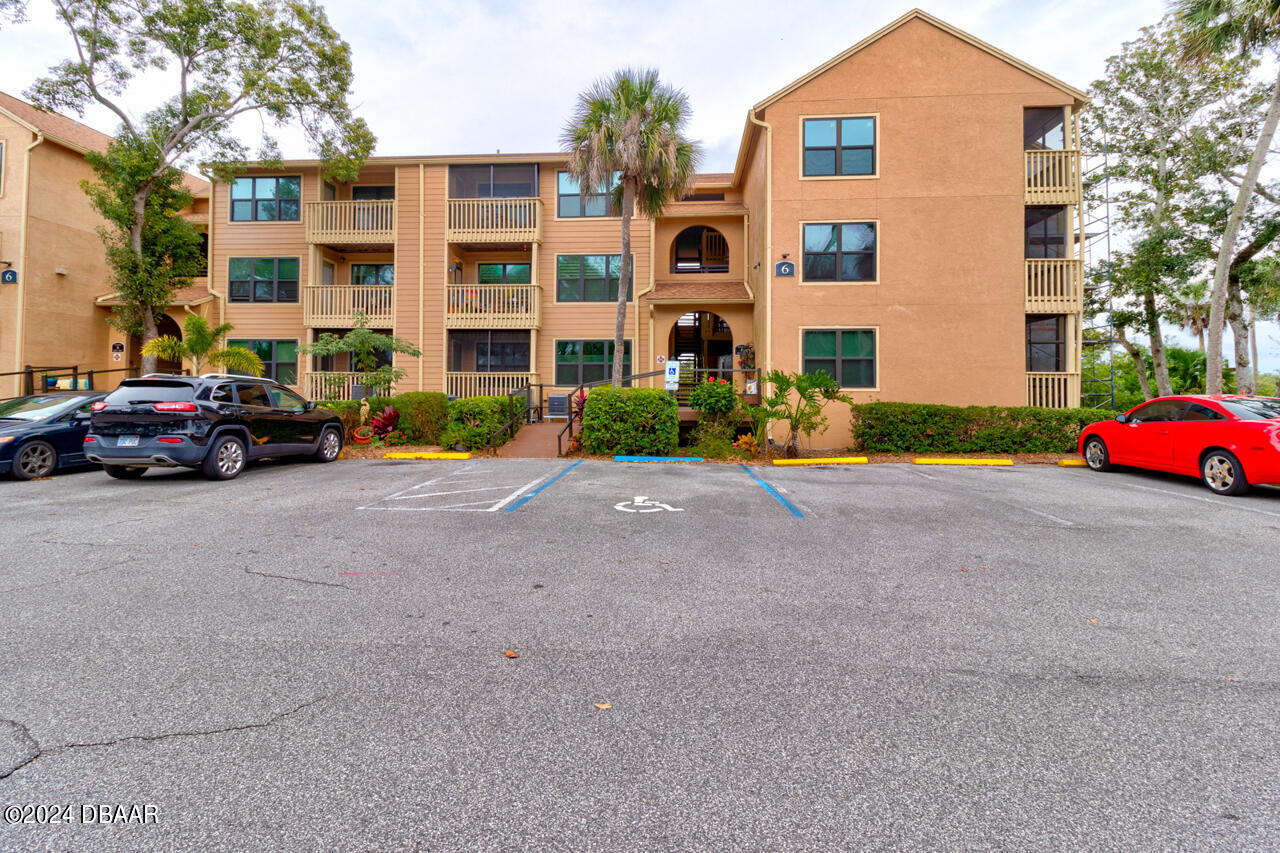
top-left (1078, 395), bottom-right (1280, 496)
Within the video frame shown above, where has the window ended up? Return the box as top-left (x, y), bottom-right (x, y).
top-left (1128, 400), bottom-right (1187, 423)
top-left (803, 117), bottom-right (876, 176)
top-left (230, 176), bottom-right (301, 221)
top-left (802, 223), bottom-right (876, 282)
top-left (208, 384), bottom-right (233, 404)
top-left (229, 340), bottom-right (298, 385)
top-left (557, 171), bottom-right (619, 217)
top-left (1184, 403), bottom-right (1226, 422)
top-left (555, 340), bottom-right (632, 386)
top-left (1024, 108), bottom-right (1066, 151)
top-left (477, 263), bottom-right (531, 284)
top-left (556, 255), bottom-right (633, 301)
top-left (447, 331), bottom-right (531, 373)
top-left (1219, 398), bottom-right (1280, 420)
top-left (352, 186), bottom-right (395, 200)
top-left (802, 330), bottom-right (875, 388)
top-left (351, 264), bottom-right (394, 285)
top-left (269, 386), bottom-right (308, 411)
top-left (229, 258), bottom-right (299, 302)
top-left (448, 164), bottom-right (538, 198)
top-left (1025, 207), bottom-right (1067, 259)
top-left (231, 382), bottom-right (273, 408)
top-left (1026, 316), bottom-right (1065, 372)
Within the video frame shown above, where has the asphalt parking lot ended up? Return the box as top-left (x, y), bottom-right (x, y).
top-left (1, 458), bottom-right (1278, 851)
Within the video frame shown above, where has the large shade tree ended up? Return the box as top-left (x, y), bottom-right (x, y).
top-left (1176, 0), bottom-right (1280, 392)
top-left (24, 0), bottom-right (375, 373)
top-left (562, 68), bottom-right (700, 386)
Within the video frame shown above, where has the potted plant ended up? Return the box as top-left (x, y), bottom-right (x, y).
top-left (352, 426), bottom-right (374, 445)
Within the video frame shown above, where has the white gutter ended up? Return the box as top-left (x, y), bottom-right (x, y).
top-left (747, 111), bottom-right (772, 375)
top-left (13, 131), bottom-right (44, 380)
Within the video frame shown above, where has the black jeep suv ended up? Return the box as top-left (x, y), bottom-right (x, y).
top-left (86, 374), bottom-right (343, 480)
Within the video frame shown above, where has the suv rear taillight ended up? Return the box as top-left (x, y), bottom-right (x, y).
top-left (91, 401), bottom-right (108, 412)
top-left (153, 402), bottom-right (197, 413)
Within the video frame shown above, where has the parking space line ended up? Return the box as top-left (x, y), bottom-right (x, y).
top-left (1121, 481), bottom-right (1280, 519)
top-left (503, 461), bottom-right (583, 512)
top-left (739, 464), bottom-right (805, 519)
top-left (390, 485), bottom-right (523, 501)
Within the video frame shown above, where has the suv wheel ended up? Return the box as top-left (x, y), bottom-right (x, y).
top-left (203, 435), bottom-right (247, 480)
top-left (13, 440), bottom-right (57, 480)
top-left (103, 465), bottom-right (146, 480)
top-left (314, 427), bottom-right (342, 462)
top-left (1201, 449), bottom-right (1249, 496)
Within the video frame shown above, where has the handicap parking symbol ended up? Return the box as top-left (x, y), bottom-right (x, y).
top-left (614, 496), bottom-right (684, 513)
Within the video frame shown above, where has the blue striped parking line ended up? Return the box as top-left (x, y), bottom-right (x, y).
top-left (503, 460), bottom-right (583, 512)
top-left (739, 464), bottom-right (805, 518)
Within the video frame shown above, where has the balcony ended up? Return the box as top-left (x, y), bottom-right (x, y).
top-left (446, 371), bottom-right (538, 399)
top-left (1027, 372), bottom-right (1080, 409)
top-left (1025, 150), bottom-right (1080, 205)
top-left (444, 284), bottom-right (540, 329)
top-left (446, 198), bottom-right (542, 244)
top-left (303, 285), bottom-right (395, 328)
top-left (1025, 259), bottom-right (1083, 314)
top-left (305, 200), bottom-right (396, 246)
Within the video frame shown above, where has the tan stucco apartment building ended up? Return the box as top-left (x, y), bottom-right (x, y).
top-left (3, 10), bottom-right (1088, 432)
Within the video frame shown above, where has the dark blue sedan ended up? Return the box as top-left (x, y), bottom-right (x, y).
top-left (0, 393), bottom-right (108, 480)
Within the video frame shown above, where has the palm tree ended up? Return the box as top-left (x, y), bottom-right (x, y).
top-left (563, 68), bottom-right (700, 386)
top-left (1176, 0), bottom-right (1280, 393)
top-left (1171, 281), bottom-right (1212, 350)
top-left (142, 314), bottom-right (264, 376)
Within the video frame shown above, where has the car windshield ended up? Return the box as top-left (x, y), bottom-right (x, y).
top-left (0, 395), bottom-right (87, 422)
top-left (1219, 398), bottom-right (1280, 420)
top-left (103, 381), bottom-right (195, 405)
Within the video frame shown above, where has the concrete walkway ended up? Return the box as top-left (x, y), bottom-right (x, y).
top-left (495, 420), bottom-right (564, 458)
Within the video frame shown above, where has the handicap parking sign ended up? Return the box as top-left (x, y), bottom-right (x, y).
top-left (664, 362), bottom-right (680, 390)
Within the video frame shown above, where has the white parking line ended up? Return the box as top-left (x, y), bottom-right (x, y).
top-left (1122, 482), bottom-right (1280, 519)
top-left (359, 462), bottom-right (556, 512)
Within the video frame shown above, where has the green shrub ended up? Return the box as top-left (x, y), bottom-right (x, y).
top-left (848, 402), bottom-right (1111, 454)
top-left (689, 377), bottom-right (739, 419)
top-left (441, 396), bottom-right (520, 450)
top-left (580, 387), bottom-right (678, 456)
top-left (318, 396), bottom-right (392, 439)
top-left (391, 391), bottom-right (450, 444)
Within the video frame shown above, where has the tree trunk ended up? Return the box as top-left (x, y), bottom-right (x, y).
top-left (1206, 67), bottom-right (1280, 393)
top-left (1249, 303), bottom-right (1261, 389)
top-left (1117, 331), bottom-right (1154, 400)
top-left (131, 187), bottom-right (159, 375)
top-left (1143, 290), bottom-right (1173, 397)
top-left (612, 180), bottom-right (636, 388)
top-left (1197, 328), bottom-right (1204, 352)
top-left (1227, 273), bottom-right (1252, 394)
top-left (140, 306), bottom-right (159, 375)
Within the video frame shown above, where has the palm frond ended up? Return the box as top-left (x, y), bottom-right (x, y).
top-left (141, 335), bottom-right (186, 364)
top-left (208, 347), bottom-right (265, 377)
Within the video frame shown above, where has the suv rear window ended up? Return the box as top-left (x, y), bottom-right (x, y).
top-left (103, 381), bottom-right (196, 405)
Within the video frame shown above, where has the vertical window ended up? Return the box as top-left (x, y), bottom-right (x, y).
top-left (230, 176), bottom-right (301, 221)
top-left (1026, 316), bottom-right (1065, 372)
top-left (557, 171), bottom-right (619, 217)
top-left (1025, 208), bottom-right (1067, 259)
top-left (802, 223), bottom-right (876, 282)
top-left (476, 263), bottom-right (531, 284)
top-left (351, 264), bottom-right (395, 285)
top-left (556, 255), bottom-right (633, 301)
top-left (1024, 108), bottom-right (1066, 150)
top-left (802, 330), bottom-right (876, 388)
top-left (555, 340), bottom-right (632, 385)
top-left (803, 117), bottom-right (876, 176)
top-left (229, 340), bottom-right (299, 385)
top-left (228, 258), bottom-right (299, 302)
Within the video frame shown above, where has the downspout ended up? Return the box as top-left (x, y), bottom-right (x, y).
top-left (742, 214), bottom-right (754, 300)
top-left (747, 111), bottom-right (772, 375)
top-left (201, 170), bottom-right (224, 328)
top-left (418, 163), bottom-right (424, 390)
top-left (635, 216), bottom-right (656, 384)
top-left (13, 131), bottom-right (44, 381)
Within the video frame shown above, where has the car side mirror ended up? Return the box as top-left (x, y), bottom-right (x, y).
top-left (1115, 413), bottom-right (1128, 424)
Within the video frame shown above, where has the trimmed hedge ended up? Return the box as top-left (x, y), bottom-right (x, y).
top-left (393, 392), bottom-right (450, 445)
top-left (581, 387), bottom-right (678, 456)
top-left (849, 402), bottom-right (1111, 454)
top-left (318, 397), bottom-right (392, 439)
top-left (441, 396), bottom-right (520, 450)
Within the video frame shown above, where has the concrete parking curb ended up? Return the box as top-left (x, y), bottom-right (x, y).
top-left (912, 458), bottom-right (1013, 466)
top-left (1058, 459), bottom-right (1088, 467)
top-left (384, 452), bottom-right (472, 460)
top-left (772, 457), bottom-right (869, 466)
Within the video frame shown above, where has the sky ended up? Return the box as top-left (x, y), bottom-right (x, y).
top-left (3, 0), bottom-right (1277, 372)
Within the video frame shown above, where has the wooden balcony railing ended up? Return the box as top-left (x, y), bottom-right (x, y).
top-left (304, 372), bottom-right (379, 401)
top-left (1027, 372), bottom-right (1081, 409)
top-left (446, 198), bottom-right (542, 243)
top-left (446, 371), bottom-right (538, 399)
top-left (305, 200), bottom-right (396, 244)
top-left (1025, 150), bottom-right (1081, 205)
top-left (445, 284), bottom-right (540, 328)
top-left (1025, 259), bottom-right (1083, 314)
top-left (304, 285), bottom-right (395, 328)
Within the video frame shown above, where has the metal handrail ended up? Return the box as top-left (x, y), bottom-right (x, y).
top-left (486, 383), bottom-right (543, 452)
top-left (0, 364), bottom-right (140, 397)
top-left (555, 369), bottom-right (667, 457)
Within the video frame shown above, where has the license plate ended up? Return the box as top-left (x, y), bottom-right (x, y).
top-left (118, 435), bottom-right (139, 447)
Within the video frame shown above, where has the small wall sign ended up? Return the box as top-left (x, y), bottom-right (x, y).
top-left (1, 269), bottom-right (17, 284)
top-left (774, 260), bottom-right (795, 277)
top-left (111, 342), bottom-right (125, 354)
top-left (655, 354), bottom-right (666, 365)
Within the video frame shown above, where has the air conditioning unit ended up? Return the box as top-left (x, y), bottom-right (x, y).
top-left (545, 394), bottom-right (569, 420)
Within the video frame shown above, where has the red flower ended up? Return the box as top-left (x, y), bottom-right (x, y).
top-left (719, 379), bottom-right (727, 385)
